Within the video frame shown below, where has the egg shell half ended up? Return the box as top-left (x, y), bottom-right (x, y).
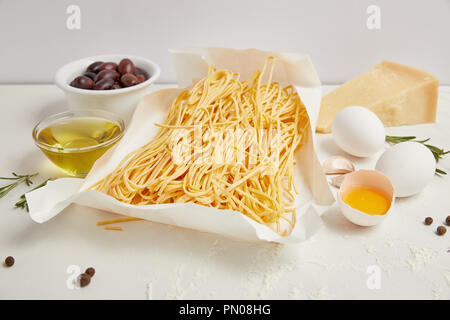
top-left (375, 142), bottom-right (436, 197)
top-left (338, 170), bottom-right (395, 226)
top-left (332, 106), bottom-right (385, 157)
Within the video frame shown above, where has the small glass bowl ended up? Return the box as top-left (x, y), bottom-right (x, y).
top-left (33, 109), bottom-right (125, 177)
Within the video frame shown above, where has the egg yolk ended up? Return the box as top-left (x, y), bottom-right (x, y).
top-left (343, 187), bottom-right (391, 215)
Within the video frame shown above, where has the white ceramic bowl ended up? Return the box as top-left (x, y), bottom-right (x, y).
top-left (55, 54), bottom-right (160, 123)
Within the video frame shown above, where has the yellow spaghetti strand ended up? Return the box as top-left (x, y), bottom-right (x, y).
top-left (104, 226), bottom-right (123, 231)
top-left (96, 217), bottom-right (142, 226)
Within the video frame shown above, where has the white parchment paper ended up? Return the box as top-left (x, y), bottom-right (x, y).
top-left (27, 48), bottom-right (334, 243)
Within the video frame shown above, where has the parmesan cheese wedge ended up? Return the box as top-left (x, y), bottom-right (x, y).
top-left (316, 61), bottom-right (439, 133)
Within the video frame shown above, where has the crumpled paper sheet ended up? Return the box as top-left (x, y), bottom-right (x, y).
top-left (27, 47), bottom-right (334, 243)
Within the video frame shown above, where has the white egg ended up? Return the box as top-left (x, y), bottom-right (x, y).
top-left (375, 142), bottom-right (436, 197)
top-left (332, 106), bottom-right (385, 157)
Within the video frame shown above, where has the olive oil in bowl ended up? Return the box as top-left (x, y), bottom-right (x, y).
top-left (33, 110), bottom-right (124, 177)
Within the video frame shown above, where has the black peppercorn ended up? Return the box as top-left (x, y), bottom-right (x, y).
top-left (424, 217), bottom-right (433, 225)
top-left (437, 226), bottom-right (447, 236)
top-left (446, 216), bottom-right (450, 226)
top-left (79, 273), bottom-right (91, 287)
top-left (4, 256), bottom-right (14, 267)
top-left (85, 267), bottom-right (95, 278)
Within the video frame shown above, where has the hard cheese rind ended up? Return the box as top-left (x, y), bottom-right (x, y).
top-left (316, 61), bottom-right (439, 133)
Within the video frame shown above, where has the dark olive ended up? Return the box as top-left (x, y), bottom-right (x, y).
top-left (70, 76), bottom-right (95, 89)
top-left (118, 58), bottom-right (135, 75)
top-left (83, 72), bottom-right (97, 81)
top-left (93, 78), bottom-right (114, 90)
top-left (95, 69), bottom-right (120, 82)
top-left (120, 73), bottom-right (138, 87)
top-left (97, 62), bottom-right (118, 72)
top-left (112, 82), bottom-right (122, 89)
top-left (136, 74), bottom-right (146, 83)
top-left (135, 67), bottom-right (149, 78)
top-left (86, 61), bottom-right (103, 73)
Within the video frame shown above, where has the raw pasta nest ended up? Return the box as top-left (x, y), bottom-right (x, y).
top-left (90, 57), bottom-right (310, 236)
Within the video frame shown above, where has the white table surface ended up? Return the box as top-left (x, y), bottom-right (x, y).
top-left (0, 84), bottom-right (449, 300)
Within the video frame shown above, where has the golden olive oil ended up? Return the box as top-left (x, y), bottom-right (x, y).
top-left (37, 117), bottom-right (122, 176)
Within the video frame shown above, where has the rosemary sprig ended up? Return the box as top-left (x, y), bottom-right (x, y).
top-left (386, 135), bottom-right (449, 175)
top-left (385, 136), bottom-right (416, 144)
top-left (0, 173), bottom-right (38, 199)
top-left (15, 179), bottom-right (51, 212)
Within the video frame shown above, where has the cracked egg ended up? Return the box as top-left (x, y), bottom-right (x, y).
top-left (337, 170), bottom-right (395, 226)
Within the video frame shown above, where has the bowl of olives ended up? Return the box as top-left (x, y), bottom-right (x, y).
top-left (55, 54), bottom-right (160, 122)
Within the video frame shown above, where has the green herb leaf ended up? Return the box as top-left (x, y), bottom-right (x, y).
top-left (385, 136), bottom-right (416, 144)
top-left (0, 173), bottom-right (38, 199)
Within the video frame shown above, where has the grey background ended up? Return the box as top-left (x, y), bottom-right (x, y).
top-left (0, 0), bottom-right (449, 84)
